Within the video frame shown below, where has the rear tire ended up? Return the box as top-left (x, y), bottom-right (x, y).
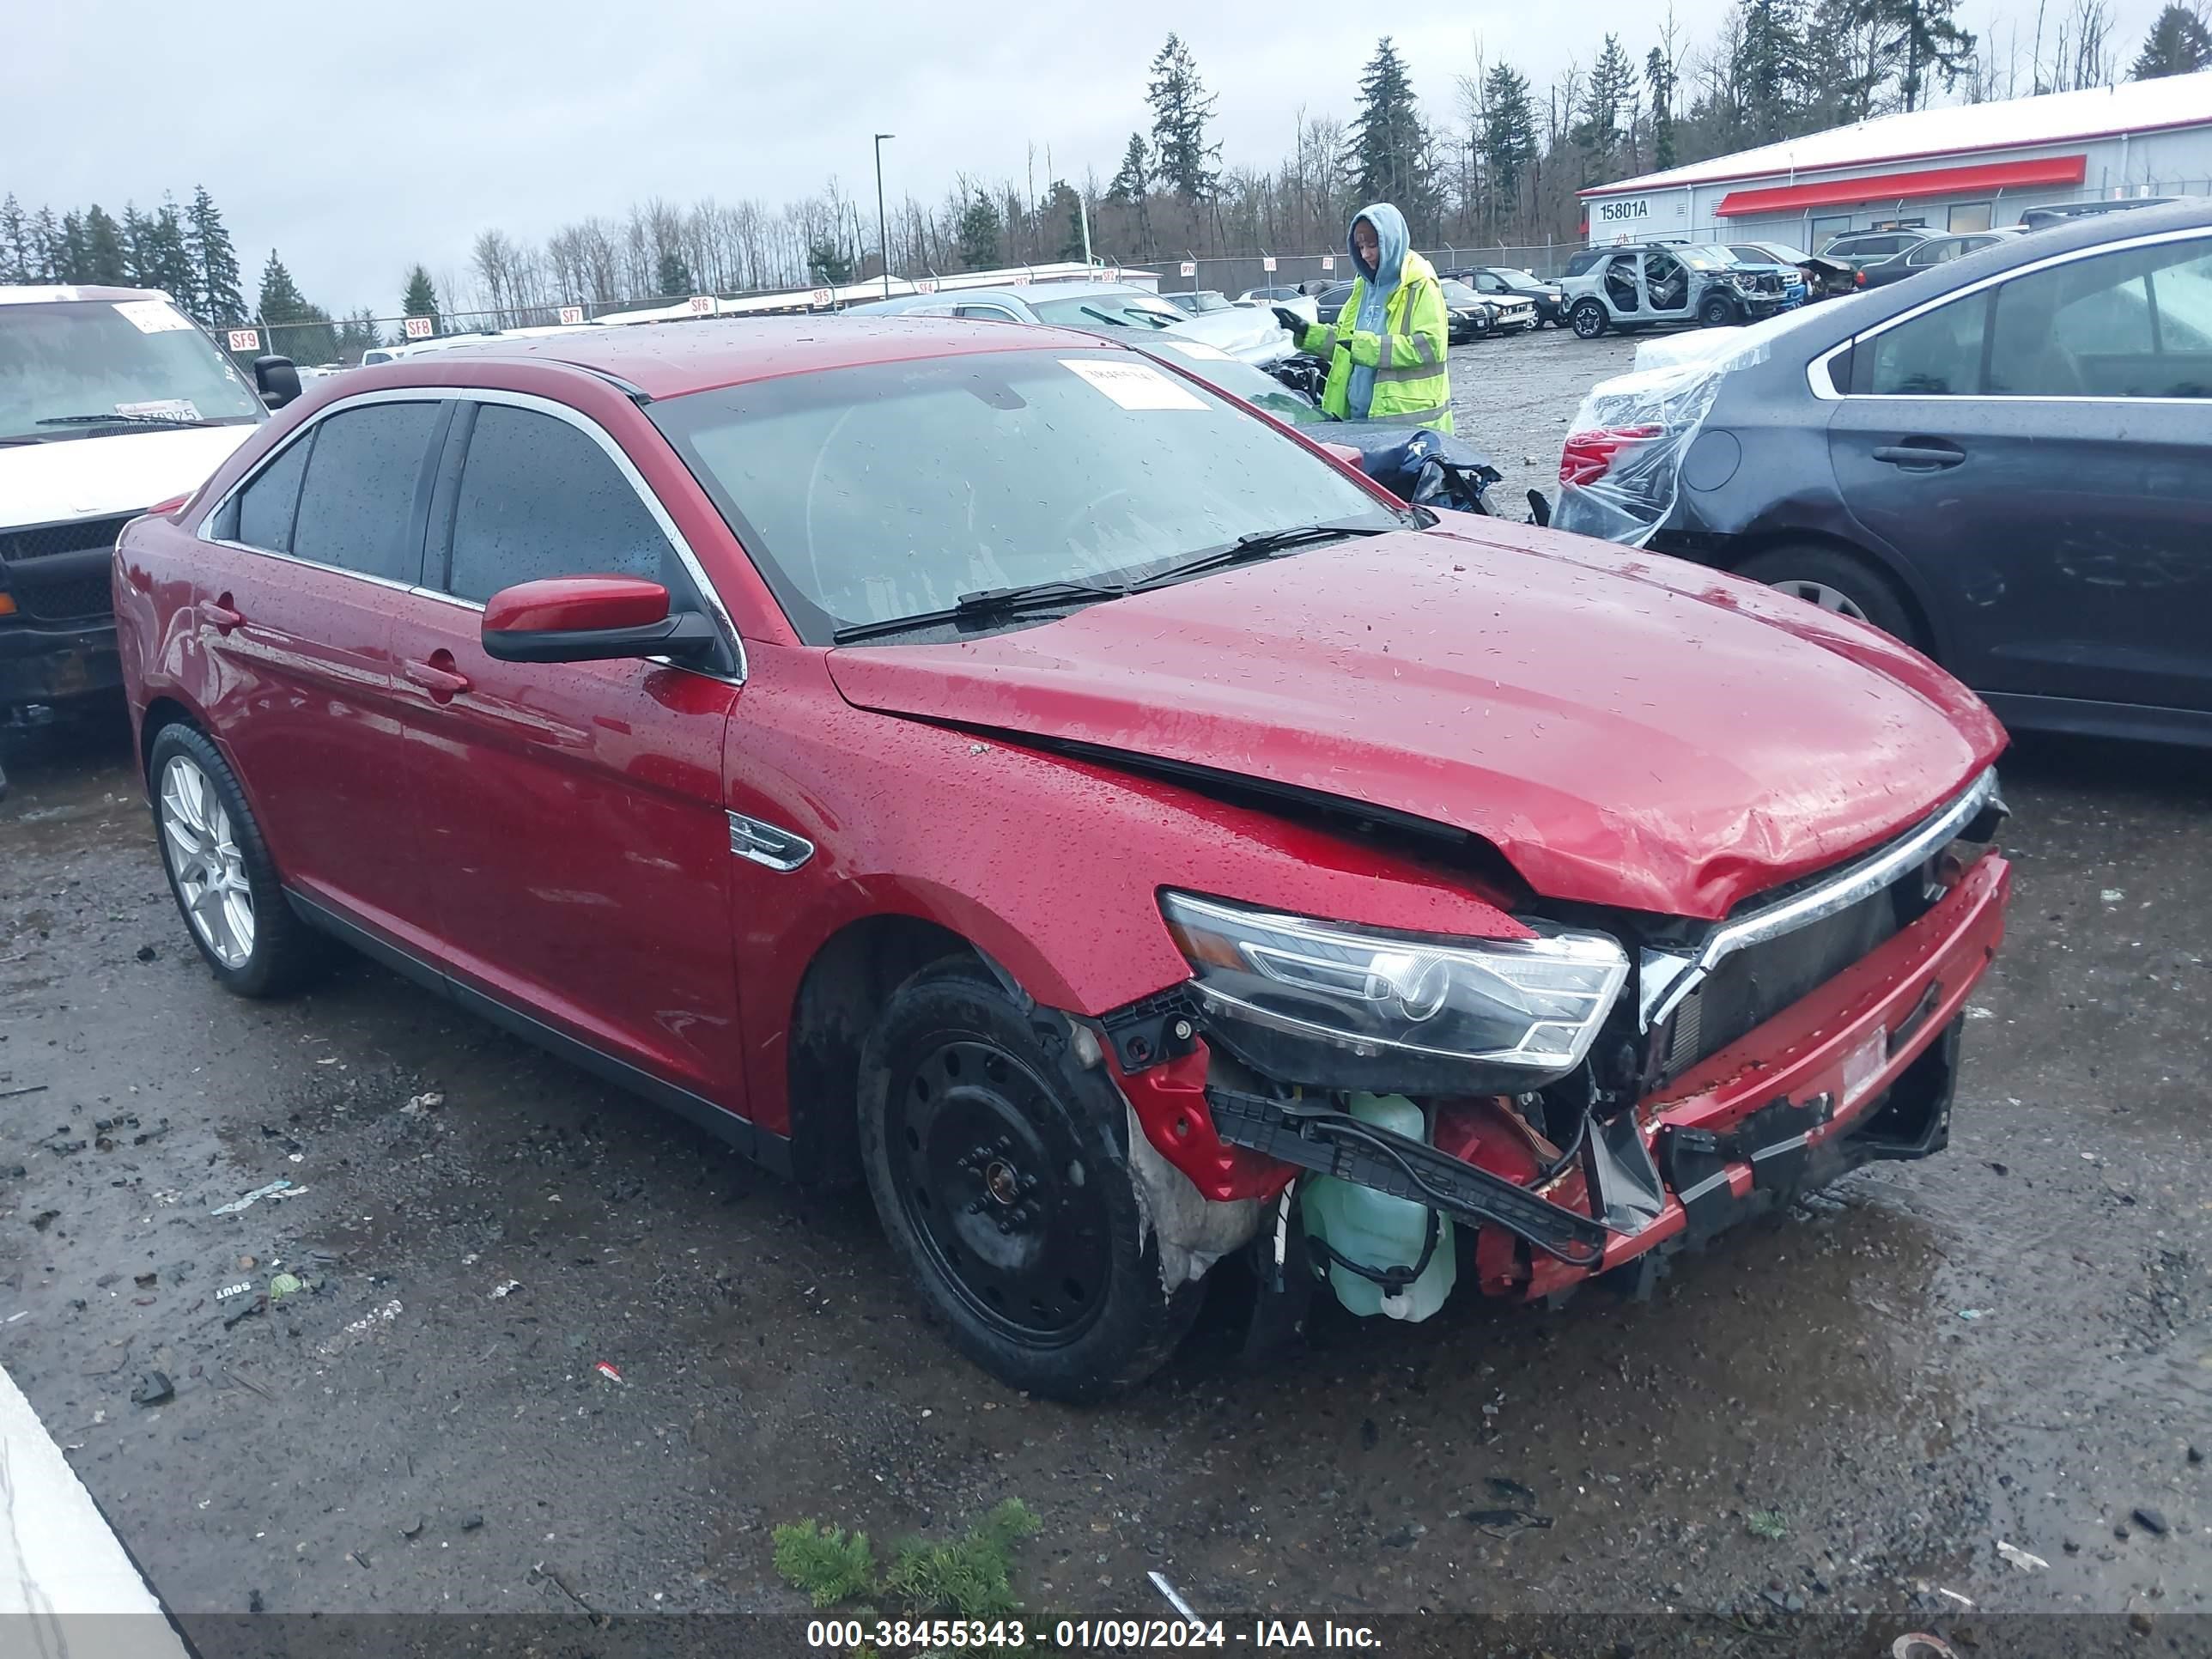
top-left (856, 958), bottom-right (1202, 1401)
top-left (1571, 300), bottom-right (1607, 338)
top-left (147, 723), bottom-right (322, 998)
top-left (1734, 544), bottom-right (1923, 650)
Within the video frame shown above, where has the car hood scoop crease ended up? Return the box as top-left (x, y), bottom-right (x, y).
top-left (824, 523), bottom-right (2003, 919)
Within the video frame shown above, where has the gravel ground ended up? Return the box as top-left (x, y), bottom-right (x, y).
top-left (3, 349), bottom-right (2210, 1650)
top-left (1446, 323), bottom-right (1639, 514)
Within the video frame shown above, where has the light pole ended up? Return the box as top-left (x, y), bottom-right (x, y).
top-left (873, 133), bottom-right (896, 300)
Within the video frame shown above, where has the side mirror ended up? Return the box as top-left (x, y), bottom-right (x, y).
top-left (481, 575), bottom-right (720, 665)
top-left (253, 355), bottom-right (302, 410)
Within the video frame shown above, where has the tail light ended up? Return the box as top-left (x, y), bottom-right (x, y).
top-left (1854, 269), bottom-right (1867, 287)
top-left (1559, 425), bottom-right (1662, 487)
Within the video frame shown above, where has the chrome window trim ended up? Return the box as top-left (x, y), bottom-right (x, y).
top-left (1808, 223), bottom-right (2212, 404)
top-left (1638, 766), bottom-right (2000, 1030)
top-left (198, 383), bottom-right (745, 684)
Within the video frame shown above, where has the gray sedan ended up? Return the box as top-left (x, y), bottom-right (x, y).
top-left (1553, 198), bottom-right (2212, 747)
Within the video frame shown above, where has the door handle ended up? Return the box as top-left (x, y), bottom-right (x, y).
top-left (402, 655), bottom-right (472, 702)
top-left (1871, 441), bottom-right (1966, 470)
top-left (197, 596), bottom-right (242, 633)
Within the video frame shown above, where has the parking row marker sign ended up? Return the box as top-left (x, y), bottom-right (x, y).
top-left (402, 316), bottom-right (434, 340)
top-left (227, 328), bottom-right (259, 352)
top-left (686, 295), bottom-right (714, 315)
top-left (557, 306), bottom-right (584, 326)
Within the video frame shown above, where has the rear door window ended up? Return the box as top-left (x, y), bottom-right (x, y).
top-left (290, 401), bottom-right (442, 581)
top-left (1853, 291), bottom-right (1993, 396)
top-left (229, 433), bottom-right (313, 552)
top-left (442, 403), bottom-right (683, 605)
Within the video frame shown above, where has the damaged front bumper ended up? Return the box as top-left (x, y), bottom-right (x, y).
top-left (1108, 846), bottom-right (2009, 1308)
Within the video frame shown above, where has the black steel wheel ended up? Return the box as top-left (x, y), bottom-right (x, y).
top-left (887, 1036), bottom-right (1113, 1344)
top-left (1698, 293), bottom-right (1739, 328)
top-left (857, 958), bottom-right (1201, 1401)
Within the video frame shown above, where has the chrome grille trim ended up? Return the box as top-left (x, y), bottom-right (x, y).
top-left (1638, 767), bottom-right (1999, 1031)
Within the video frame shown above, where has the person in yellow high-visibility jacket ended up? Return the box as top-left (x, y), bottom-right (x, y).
top-left (1271, 202), bottom-right (1454, 432)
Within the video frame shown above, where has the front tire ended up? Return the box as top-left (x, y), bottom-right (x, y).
top-left (1571, 300), bottom-right (1608, 338)
top-left (856, 959), bottom-right (1201, 1401)
top-left (1698, 294), bottom-right (1739, 327)
top-left (1734, 544), bottom-right (1923, 650)
top-left (147, 723), bottom-right (321, 998)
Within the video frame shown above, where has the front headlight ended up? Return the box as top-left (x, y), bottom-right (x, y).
top-left (1159, 891), bottom-right (1629, 1080)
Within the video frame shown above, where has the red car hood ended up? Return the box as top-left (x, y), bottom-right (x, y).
top-left (824, 520), bottom-right (2005, 919)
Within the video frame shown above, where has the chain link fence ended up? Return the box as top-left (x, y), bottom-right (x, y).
top-left (1132, 244), bottom-right (1573, 300)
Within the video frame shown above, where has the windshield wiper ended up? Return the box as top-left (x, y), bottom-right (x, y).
top-left (831, 579), bottom-right (1128, 645)
top-left (1129, 521), bottom-right (1394, 592)
top-left (35, 411), bottom-right (225, 429)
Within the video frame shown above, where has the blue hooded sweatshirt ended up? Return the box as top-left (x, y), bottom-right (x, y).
top-left (1345, 202), bottom-right (1409, 419)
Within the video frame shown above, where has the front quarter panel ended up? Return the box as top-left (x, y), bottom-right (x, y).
top-left (722, 643), bottom-right (1529, 1141)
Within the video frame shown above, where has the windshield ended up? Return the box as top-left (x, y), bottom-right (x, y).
top-left (1679, 247), bottom-right (1731, 270)
top-left (1173, 292), bottom-right (1232, 313)
top-left (1030, 291), bottom-right (1182, 331)
top-left (1437, 280), bottom-right (1485, 305)
top-left (0, 298), bottom-right (264, 442)
top-left (649, 349), bottom-right (1394, 643)
top-left (1133, 339), bottom-right (1332, 427)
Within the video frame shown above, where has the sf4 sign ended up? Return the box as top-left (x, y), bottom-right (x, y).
top-left (686, 295), bottom-right (715, 315)
top-left (226, 328), bottom-right (259, 352)
top-left (557, 306), bottom-right (584, 326)
top-left (402, 316), bottom-right (434, 340)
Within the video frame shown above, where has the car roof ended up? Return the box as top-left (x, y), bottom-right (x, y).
top-left (369, 313), bottom-right (1127, 399)
top-left (0, 283), bottom-right (173, 307)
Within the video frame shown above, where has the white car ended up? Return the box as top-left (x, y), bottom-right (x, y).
top-left (0, 284), bottom-right (270, 739)
top-left (1237, 286), bottom-right (1320, 325)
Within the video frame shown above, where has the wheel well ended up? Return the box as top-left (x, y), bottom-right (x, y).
top-left (784, 915), bottom-right (987, 1188)
top-left (1723, 530), bottom-right (1938, 658)
top-left (139, 697), bottom-right (201, 779)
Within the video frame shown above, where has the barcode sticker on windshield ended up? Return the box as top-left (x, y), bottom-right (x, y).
top-left (1061, 359), bottom-right (1207, 411)
top-left (112, 299), bottom-right (193, 335)
top-left (115, 399), bottom-right (200, 422)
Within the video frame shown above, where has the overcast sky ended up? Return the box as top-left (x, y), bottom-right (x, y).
top-left (11, 0), bottom-right (2168, 317)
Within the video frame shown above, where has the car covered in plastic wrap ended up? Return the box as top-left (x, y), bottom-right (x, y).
top-left (1553, 198), bottom-right (2212, 748)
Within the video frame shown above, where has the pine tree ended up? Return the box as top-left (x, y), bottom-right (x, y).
top-left (1107, 133), bottom-right (1155, 255)
top-left (0, 196), bottom-right (27, 283)
top-left (57, 211), bottom-right (89, 283)
top-left (1577, 36), bottom-right (1639, 174)
top-left (1047, 180), bottom-right (1087, 262)
top-left (186, 185), bottom-right (246, 325)
top-left (82, 205), bottom-right (128, 285)
top-left (121, 204), bottom-right (149, 285)
top-left (1348, 37), bottom-right (1434, 224)
top-left (804, 242), bottom-right (850, 284)
top-left (147, 197), bottom-right (198, 311)
top-left (1736, 0), bottom-right (1813, 144)
top-left (29, 206), bottom-right (60, 283)
top-left (1851, 0), bottom-right (1976, 111)
top-left (1146, 34), bottom-right (1221, 201)
top-left (258, 251), bottom-right (338, 362)
top-left (2132, 3), bottom-right (2212, 75)
top-left (258, 250), bottom-right (306, 322)
top-left (954, 189), bottom-right (1003, 270)
top-left (656, 246), bottom-right (695, 295)
top-left (335, 308), bottom-right (383, 362)
top-left (1479, 64), bottom-right (1540, 234)
top-left (402, 266), bottom-right (441, 331)
top-left (1646, 47), bottom-right (1680, 172)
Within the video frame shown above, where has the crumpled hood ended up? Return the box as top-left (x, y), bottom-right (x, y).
top-left (0, 425), bottom-right (256, 526)
top-left (824, 520), bottom-right (2004, 920)
top-left (1163, 307), bottom-right (1296, 367)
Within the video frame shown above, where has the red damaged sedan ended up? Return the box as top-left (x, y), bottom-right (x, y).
top-left (114, 318), bottom-right (2009, 1401)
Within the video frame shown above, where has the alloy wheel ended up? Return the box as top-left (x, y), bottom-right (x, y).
top-left (1770, 579), bottom-right (1872, 623)
top-left (884, 1037), bottom-right (1114, 1345)
top-left (159, 753), bottom-right (255, 969)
